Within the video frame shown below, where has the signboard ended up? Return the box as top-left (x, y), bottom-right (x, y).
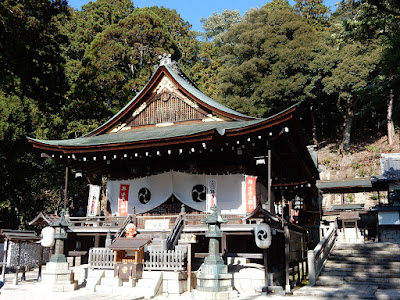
top-left (144, 219), bottom-right (170, 230)
top-left (118, 184), bottom-right (130, 216)
top-left (180, 233), bottom-right (197, 243)
top-left (87, 184), bottom-right (101, 216)
top-left (245, 176), bottom-right (257, 213)
top-left (206, 179), bottom-right (217, 212)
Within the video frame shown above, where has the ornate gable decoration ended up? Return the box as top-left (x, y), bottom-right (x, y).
top-left (126, 76), bottom-right (209, 127)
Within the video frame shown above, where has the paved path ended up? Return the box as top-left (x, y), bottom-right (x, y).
top-left (0, 268), bottom-right (323, 300)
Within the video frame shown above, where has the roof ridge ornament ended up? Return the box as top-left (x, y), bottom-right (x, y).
top-left (158, 53), bottom-right (180, 73)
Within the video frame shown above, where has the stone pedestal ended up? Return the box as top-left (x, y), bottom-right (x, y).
top-left (41, 262), bottom-right (77, 292)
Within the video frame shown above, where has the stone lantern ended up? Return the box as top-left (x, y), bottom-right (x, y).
top-left (41, 210), bottom-right (77, 292)
top-left (49, 212), bottom-right (69, 263)
top-left (193, 204), bottom-right (238, 299)
top-left (202, 205), bottom-right (226, 273)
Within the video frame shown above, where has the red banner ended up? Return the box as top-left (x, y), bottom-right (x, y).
top-left (245, 176), bottom-right (257, 213)
top-left (118, 184), bottom-right (130, 216)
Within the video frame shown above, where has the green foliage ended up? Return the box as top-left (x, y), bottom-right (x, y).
top-left (74, 8), bottom-right (179, 125)
top-left (294, 0), bottom-right (331, 30)
top-left (0, 0), bottom-right (70, 228)
top-left (200, 9), bottom-right (242, 41)
top-left (217, 4), bottom-right (321, 117)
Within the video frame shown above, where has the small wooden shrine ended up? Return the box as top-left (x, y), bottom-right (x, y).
top-left (109, 236), bottom-right (151, 281)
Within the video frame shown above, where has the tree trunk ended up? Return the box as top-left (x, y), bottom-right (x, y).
top-left (342, 105), bottom-right (354, 152)
top-left (310, 104), bottom-right (318, 148)
top-left (387, 88), bottom-right (395, 145)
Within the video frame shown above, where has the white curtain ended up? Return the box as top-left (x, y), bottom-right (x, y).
top-left (106, 171), bottom-right (262, 215)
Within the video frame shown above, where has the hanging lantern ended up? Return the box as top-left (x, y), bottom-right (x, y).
top-left (40, 226), bottom-right (55, 247)
top-left (254, 222), bottom-right (272, 249)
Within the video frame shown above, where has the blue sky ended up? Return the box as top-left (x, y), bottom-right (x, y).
top-left (67, 0), bottom-right (338, 32)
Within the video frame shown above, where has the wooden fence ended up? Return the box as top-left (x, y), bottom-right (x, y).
top-left (88, 248), bottom-right (186, 272)
top-left (88, 248), bottom-right (114, 269)
top-left (145, 250), bottom-right (186, 271)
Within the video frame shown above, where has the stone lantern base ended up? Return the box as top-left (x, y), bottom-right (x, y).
top-left (193, 273), bottom-right (238, 300)
top-left (40, 262), bottom-right (77, 292)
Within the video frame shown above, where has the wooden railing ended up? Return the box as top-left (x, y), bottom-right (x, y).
top-left (88, 248), bottom-right (114, 269)
top-left (67, 213), bottom-right (248, 230)
top-left (284, 222), bottom-right (309, 293)
top-left (307, 221), bottom-right (338, 286)
top-left (145, 250), bottom-right (186, 271)
top-left (184, 213), bottom-right (246, 226)
top-left (68, 216), bottom-right (127, 227)
top-left (88, 248), bottom-right (186, 272)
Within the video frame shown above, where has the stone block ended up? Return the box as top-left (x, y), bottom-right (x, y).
top-left (192, 289), bottom-right (238, 300)
top-left (163, 271), bottom-right (186, 280)
top-left (165, 278), bottom-right (186, 294)
top-left (67, 257), bottom-right (74, 268)
top-left (45, 262), bottom-right (70, 271)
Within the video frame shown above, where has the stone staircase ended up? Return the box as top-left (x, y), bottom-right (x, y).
top-left (93, 269), bottom-right (163, 299)
top-left (294, 242), bottom-right (400, 299)
top-left (336, 227), bottom-right (365, 243)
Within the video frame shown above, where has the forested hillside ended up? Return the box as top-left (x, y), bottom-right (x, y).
top-left (0, 0), bottom-right (399, 228)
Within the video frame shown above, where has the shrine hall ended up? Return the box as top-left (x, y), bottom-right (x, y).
top-left (28, 55), bottom-right (320, 288)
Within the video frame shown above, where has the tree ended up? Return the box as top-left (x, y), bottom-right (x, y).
top-left (337, 0), bottom-right (400, 145)
top-left (294, 0), bottom-right (331, 30)
top-left (200, 9), bottom-right (242, 41)
top-left (147, 6), bottom-right (200, 74)
top-left (321, 37), bottom-right (381, 151)
top-left (0, 0), bottom-right (69, 114)
top-left (217, 1), bottom-right (322, 117)
top-left (74, 8), bottom-right (179, 131)
top-left (0, 0), bottom-right (70, 228)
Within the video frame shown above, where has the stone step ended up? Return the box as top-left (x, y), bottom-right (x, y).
top-left (327, 256), bottom-right (400, 264)
top-left (95, 284), bottom-right (115, 293)
top-left (293, 284), bottom-right (378, 299)
top-left (375, 289), bottom-right (400, 300)
top-left (334, 242), bottom-right (400, 250)
top-left (317, 276), bottom-right (400, 289)
top-left (324, 262), bottom-right (400, 271)
top-left (100, 277), bottom-right (119, 286)
top-left (330, 250), bottom-right (400, 258)
top-left (320, 269), bottom-right (400, 278)
top-left (103, 270), bottom-right (115, 278)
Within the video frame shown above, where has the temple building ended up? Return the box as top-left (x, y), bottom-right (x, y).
top-left (28, 55), bottom-right (320, 291)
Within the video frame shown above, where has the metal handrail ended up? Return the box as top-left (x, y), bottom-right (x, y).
top-left (166, 214), bottom-right (184, 250)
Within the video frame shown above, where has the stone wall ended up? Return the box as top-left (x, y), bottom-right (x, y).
top-left (378, 227), bottom-right (400, 243)
top-left (322, 192), bottom-right (387, 212)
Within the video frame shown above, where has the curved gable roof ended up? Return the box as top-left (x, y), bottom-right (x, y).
top-left (85, 64), bottom-right (255, 137)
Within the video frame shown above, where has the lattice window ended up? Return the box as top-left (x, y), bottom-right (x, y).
top-left (128, 91), bottom-right (208, 126)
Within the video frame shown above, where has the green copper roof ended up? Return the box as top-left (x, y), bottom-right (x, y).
top-left (165, 65), bottom-right (254, 119)
top-left (29, 119), bottom-right (265, 148)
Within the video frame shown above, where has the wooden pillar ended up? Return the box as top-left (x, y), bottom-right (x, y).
top-left (64, 166), bottom-right (69, 210)
top-left (263, 249), bottom-right (269, 294)
top-left (2, 239), bottom-right (9, 282)
top-left (284, 224), bottom-right (290, 293)
top-left (221, 232), bottom-right (227, 260)
top-left (37, 246), bottom-right (43, 282)
top-left (94, 234), bottom-right (100, 248)
top-left (14, 242), bottom-right (22, 285)
top-left (267, 148), bottom-right (272, 212)
top-left (187, 243), bottom-right (192, 292)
